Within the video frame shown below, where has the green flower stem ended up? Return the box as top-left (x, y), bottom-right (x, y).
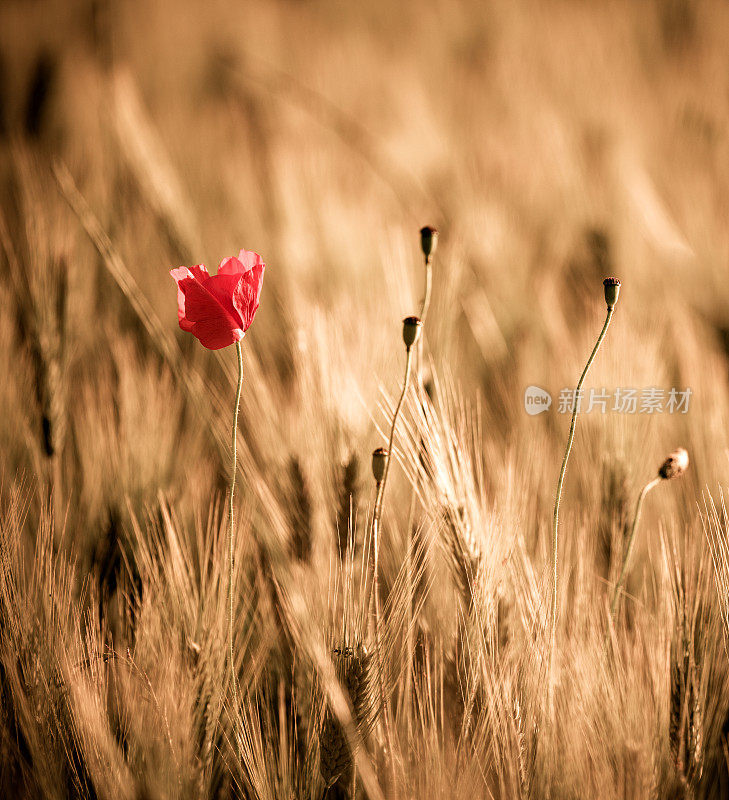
top-left (229, 341), bottom-right (243, 717)
top-left (372, 343), bottom-right (415, 791)
top-left (549, 306), bottom-right (614, 695)
top-left (610, 477), bottom-right (660, 617)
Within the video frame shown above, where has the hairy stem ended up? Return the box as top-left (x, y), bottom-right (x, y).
top-left (420, 254), bottom-right (433, 329)
top-left (374, 345), bottom-right (414, 526)
top-left (402, 253), bottom-right (432, 740)
top-left (549, 306), bottom-right (614, 701)
top-left (372, 343), bottom-right (414, 791)
top-left (416, 253), bottom-right (432, 385)
top-left (610, 477), bottom-right (660, 616)
top-left (229, 342), bottom-right (243, 720)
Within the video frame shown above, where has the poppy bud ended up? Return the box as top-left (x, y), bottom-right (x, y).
top-left (603, 277), bottom-right (621, 309)
top-left (372, 447), bottom-right (388, 483)
top-left (402, 316), bottom-right (423, 349)
top-left (658, 448), bottom-right (689, 480)
top-left (420, 226), bottom-right (438, 259)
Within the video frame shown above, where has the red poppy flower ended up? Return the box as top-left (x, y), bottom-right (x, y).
top-left (170, 249), bottom-right (265, 350)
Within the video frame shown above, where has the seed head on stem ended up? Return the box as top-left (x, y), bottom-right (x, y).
top-left (548, 278), bottom-right (620, 713)
top-left (610, 447), bottom-right (689, 617)
top-left (418, 229), bottom-right (436, 359)
top-left (658, 447), bottom-right (689, 480)
top-left (420, 226), bottom-right (438, 261)
top-left (370, 317), bottom-right (420, 791)
top-left (402, 316), bottom-right (423, 349)
top-left (372, 447), bottom-right (387, 485)
top-left (603, 277), bottom-right (621, 309)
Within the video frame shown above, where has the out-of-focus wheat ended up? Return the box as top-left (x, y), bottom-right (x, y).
top-left (1, 0), bottom-right (729, 797)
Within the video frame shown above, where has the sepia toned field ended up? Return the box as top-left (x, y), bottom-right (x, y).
top-left (2, 1), bottom-right (729, 797)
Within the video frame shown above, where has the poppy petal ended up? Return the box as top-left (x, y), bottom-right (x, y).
top-left (218, 255), bottom-right (244, 276)
top-left (218, 249), bottom-right (264, 276)
top-left (170, 265), bottom-right (210, 332)
top-left (171, 252), bottom-right (263, 349)
top-left (202, 273), bottom-right (249, 329)
top-left (190, 317), bottom-right (245, 350)
top-left (237, 249), bottom-right (264, 271)
top-left (176, 274), bottom-right (244, 349)
top-left (233, 263), bottom-right (264, 329)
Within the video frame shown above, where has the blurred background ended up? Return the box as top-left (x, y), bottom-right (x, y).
top-left (2, 0), bottom-right (729, 516)
top-left (2, 1), bottom-right (729, 795)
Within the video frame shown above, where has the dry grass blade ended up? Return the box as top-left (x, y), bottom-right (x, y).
top-left (51, 161), bottom-right (237, 466)
top-left (110, 68), bottom-right (202, 261)
top-left (274, 569), bottom-right (386, 800)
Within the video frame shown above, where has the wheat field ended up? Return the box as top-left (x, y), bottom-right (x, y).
top-left (2, 1), bottom-right (729, 798)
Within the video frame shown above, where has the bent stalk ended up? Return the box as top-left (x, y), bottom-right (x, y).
top-left (610, 477), bottom-right (660, 616)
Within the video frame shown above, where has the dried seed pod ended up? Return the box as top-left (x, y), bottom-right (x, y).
top-left (658, 448), bottom-right (689, 480)
top-left (402, 315), bottom-right (423, 349)
top-left (371, 447), bottom-right (387, 484)
top-left (603, 276), bottom-right (621, 308)
top-left (420, 225), bottom-right (438, 259)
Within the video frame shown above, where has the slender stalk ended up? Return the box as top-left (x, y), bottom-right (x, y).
top-left (371, 487), bottom-right (395, 788)
top-left (403, 488), bottom-right (417, 746)
top-left (375, 345), bottom-right (415, 525)
top-left (420, 254), bottom-right (433, 330)
top-left (229, 342), bottom-right (243, 717)
top-left (402, 252), bottom-right (432, 741)
top-left (372, 343), bottom-right (415, 791)
top-left (610, 477), bottom-right (660, 616)
top-left (415, 252), bottom-right (433, 386)
top-left (548, 306), bottom-right (614, 697)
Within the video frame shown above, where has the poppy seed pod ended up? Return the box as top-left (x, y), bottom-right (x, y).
top-left (603, 277), bottom-right (621, 309)
top-left (372, 447), bottom-right (388, 483)
top-left (420, 226), bottom-right (438, 259)
top-left (402, 316), bottom-right (423, 349)
top-left (658, 447), bottom-right (689, 480)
